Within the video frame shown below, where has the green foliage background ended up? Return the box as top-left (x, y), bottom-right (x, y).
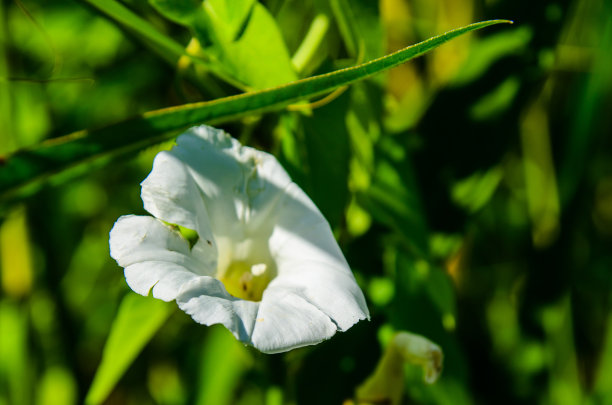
top-left (0, 0), bottom-right (610, 404)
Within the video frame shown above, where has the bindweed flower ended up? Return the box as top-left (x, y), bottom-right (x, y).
top-left (109, 125), bottom-right (369, 353)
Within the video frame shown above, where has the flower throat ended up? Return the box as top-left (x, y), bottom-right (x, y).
top-left (219, 260), bottom-right (272, 301)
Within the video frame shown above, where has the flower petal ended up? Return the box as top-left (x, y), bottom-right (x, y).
top-left (269, 183), bottom-right (370, 331)
top-left (251, 288), bottom-right (337, 353)
top-left (145, 126), bottom-right (293, 238)
top-left (140, 149), bottom-right (216, 248)
top-left (176, 277), bottom-right (260, 343)
top-left (176, 277), bottom-right (338, 354)
top-left (109, 215), bottom-right (214, 301)
top-left (266, 260), bottom-right (369, 331)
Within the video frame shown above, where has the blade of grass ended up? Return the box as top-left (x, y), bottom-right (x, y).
top-left (0, 20), bottom-right (511, 203)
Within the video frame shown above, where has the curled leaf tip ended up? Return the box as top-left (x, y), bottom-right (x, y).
top-left (354, 331), bottom-right (444, 405)
top-left (393, 332), bottom-right (444, 384)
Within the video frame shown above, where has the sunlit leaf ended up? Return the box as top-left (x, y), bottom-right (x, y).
top-left (201, 0), bottom-right (297, 88)
top-left (0, 302), bottom-right (31, 405)
top-left (148, 0), bottom-right (202, 26)
top-left (36, 367), bottom-right (77, 405)
top-left (203, 0), bottom-right (256, 41)
top-left (152, 0), bottom-right (297, 89)
top-left (85, 293), bottom-right (173, 405)
top-left (291, 11), bottom-right (332, 76)
top-left (451, 167), bottom-right (503, 213)
top-left (470, 76), bottom-right (520, 120)
top-left (195, 326), bottom-right (253, 405)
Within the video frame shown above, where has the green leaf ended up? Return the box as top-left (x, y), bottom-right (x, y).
top-left (451, 25), bottom-right (532, 85)
top-left (291, 12), bottom-right (331, 76)
top-left (330, 0), bottom-right (360, 58)
top-left (273, 0), bottom-right (315, 54)
top-left (203, 0), bottom-right (256, 41)
top-left (0, 301), bottom-right (31, 405)
top-left (303, 92), bottom-right (351, 228)
top-left (451, 167), bottom-right (503, 213)
top-left (85, 0), bottom-right (240, 88)
top-left (195, 326), bottom-right (253, 405)
top-left (85, 293), bottom-right (173, 405)
top-left (0, 20), bottom-right (511, 204)
top-left (149, 0), bottom-right (297, 88)
top-left (200, 0), bottom-right (298, 88)
top-left (148, 0), bottom-right (202, 26)
top-left (84, 0), bottom-right (188, 64)
top-left (336, 0), bottom-right (384, 62)
top-left (358, 153), bottom-right (429, 257)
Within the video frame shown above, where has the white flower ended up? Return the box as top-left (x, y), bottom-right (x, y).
top-left (109, 125), bottom-right (369, 353)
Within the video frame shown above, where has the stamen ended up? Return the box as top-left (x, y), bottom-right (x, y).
top-left (219, 260), bottom-right (272, 301)
top-left (251, 263), bottom-right (267, 276)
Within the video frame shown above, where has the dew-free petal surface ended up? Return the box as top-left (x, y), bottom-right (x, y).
top-left (176, 277), bottom-right (260, 343)
top-left (110, 215), bottom-right (213, 301)
top-left (110, 125), bottom-right (369, 353)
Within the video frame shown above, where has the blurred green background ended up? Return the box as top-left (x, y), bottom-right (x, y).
top-left (1, 0), bottom-right (611, 404)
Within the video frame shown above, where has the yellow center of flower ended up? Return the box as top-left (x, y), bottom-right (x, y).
top-left (218, 260), bottom-right (272, 301)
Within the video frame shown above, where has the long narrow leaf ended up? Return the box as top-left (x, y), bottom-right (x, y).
top-left (84, 0), bottom-right (187, 63)
top-left (0, 20), bottom-right (510, 202)
top-left (85, 293), bottom-right (173, 405)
